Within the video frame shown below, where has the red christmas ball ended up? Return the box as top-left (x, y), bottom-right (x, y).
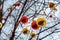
top-left (14, 2), bottom-right (20, 6)
top-left (31, 21), bottom-right (39, 30)
top-left (20, 16), bottom-right (28, 24)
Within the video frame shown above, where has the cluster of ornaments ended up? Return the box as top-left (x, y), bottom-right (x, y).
top-left (22, 27), bottom-right (37, 38)
top-left (0, 1), bottom-right (58, 38)
top-left (19, 2), bottom-right (58, 36)
top-left (19, 15), bottom-right (47, 38)
top-left (20, 2), bottom-right (58, 38)
top-left (20, 16), bottom-right (46, 30)
top-left (16, 2), bottom-right (57, 36)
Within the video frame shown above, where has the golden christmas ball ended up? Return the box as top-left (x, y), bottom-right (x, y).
top-left (0, 22), bottom-right (2, 28)
top-left (22, 27), bottom-right (30, 35)
top-left (36, 17), bottom-right (46, 27)
top-left (48, 2), bottom-right (57, 11)
top-left (31, 32), bottom-right (37, 38)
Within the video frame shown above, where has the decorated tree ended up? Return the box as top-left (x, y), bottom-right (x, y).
top-left (0, 0), bottom-right (60, 40)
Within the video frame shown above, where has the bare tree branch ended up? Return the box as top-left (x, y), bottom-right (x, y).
top-left (10, 0), bottom-right (28, 40)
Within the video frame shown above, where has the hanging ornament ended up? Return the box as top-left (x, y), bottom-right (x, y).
top-left (22, 27), bottom-right (30, 35)
top-left (0, 22), bottom-right (2, 28)
top-left (8, 6), bottom-right (14, 11)
top-left (31, 21), bottom-right (39, 30)
top-left (20, 16), bottom-right (28, 24)
top-left (14, 2), bottom-right (20, 7)
top-left (48, 2), bottom-right (55, 8)
top-left (48, 2), bottom-right (57, 11)
top-left (36, 17), bottom-right (46, 27)
top-left (30, 32), bottom-right (37, 38)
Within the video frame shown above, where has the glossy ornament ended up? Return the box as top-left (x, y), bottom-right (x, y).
top-left (0, 22), bottom-right (2, 28)
top-left (31, 21), bottom-right (39, 30)
top-left (49, 2), bottom-right (55, 8)
top-left (31, 32), bottom-right (36, 38)
top-left (36, 17), bottom-right (46, 27)
top-left (20, 16), bottom-right (28, 24)
top-left (48, 2), bottom-right (57, 11)
top-left (14, 2), bottom-right (20, 7)
top-left (8, 6), bottom-right (14, 11)
top-left (22, 27), bottom-right (30, 35)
